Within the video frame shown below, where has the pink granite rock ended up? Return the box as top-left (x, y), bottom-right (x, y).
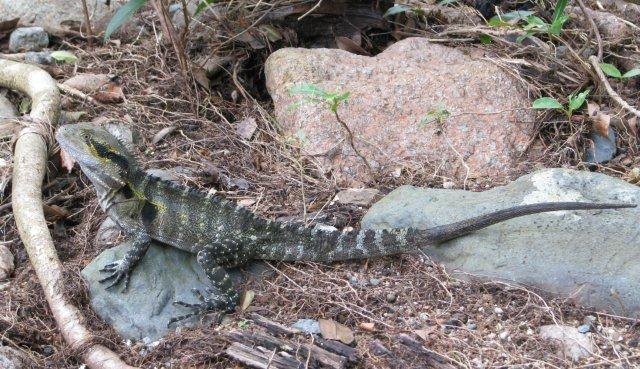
top-left (265, 37), bottom-right (536, 185)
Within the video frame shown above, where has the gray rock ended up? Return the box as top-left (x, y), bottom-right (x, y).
top-left (584, 126), bottom-right (616, 164)
top-left (292, 319), bottom-right (321, 334)
top-left (0, 346), bottom-right (31, 369)
top-left (86, 217), bottom-right (273, 340)
top-left (0, 244), bottom-right (14, 280)
top-left (0, 0), bottom-right (109, 30)
top-left (24, 51), bottom-right (54, 65)
top-left (577, 324), bottom-right (591, 333)
top-left (539, 325), bottom-right (594, 361)
top-left (82, 241), bottom-right (216, 340)
top-left (334, 188), bottom-right (380, 207)
top-left (361, 168), bottom-right (640, 318)
top-left (9, 27), bottom-right (48, 52)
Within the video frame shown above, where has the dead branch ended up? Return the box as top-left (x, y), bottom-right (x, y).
top-left (0, 58), bottom-right (137, 369)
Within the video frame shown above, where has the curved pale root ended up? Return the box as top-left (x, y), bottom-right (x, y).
top-left (0, 59), bottom-right (137, 369)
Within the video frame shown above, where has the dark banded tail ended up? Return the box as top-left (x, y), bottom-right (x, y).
top-left (255, 201), bottom-right (635, 262)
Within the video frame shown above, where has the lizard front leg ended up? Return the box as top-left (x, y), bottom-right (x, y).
top-left (169, 246), bottom-right (239, 325)
top-left (99, 205), bottom-right (151, 290)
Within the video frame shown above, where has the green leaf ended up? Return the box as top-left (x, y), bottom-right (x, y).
top-left (532, 97), bottom-right (563, 109)
top-left (194, 0), bottom-right (219, 17)
top-left (104, 0), bottom-right (147, 41)
top-left (479, 34), bottom-right (492, 44)
top-left (622, 68), bottom-right (640, 79)
top-left (383, 4), bottom-right (413, 17)
top-left (599, 63), bottom-right (622, 78)
top-left (551, 0), bottom-right (568, 25)
top-left (50, 50), bottom-right (78, 63)
top-left (568, 89), bottom-right (590, 112)
top-left (549, 13), bottom-right (569, 35)
top-left (289, 83), bottom-right (328, 98)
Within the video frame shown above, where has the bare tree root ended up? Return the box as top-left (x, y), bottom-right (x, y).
top-left (0, 59), bottom-right (137, 369)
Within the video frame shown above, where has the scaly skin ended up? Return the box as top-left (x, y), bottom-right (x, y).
top-left (55, 123), bottom-right (636, 324)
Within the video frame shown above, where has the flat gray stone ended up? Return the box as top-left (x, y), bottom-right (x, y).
top-left (539, 325), bottom-right (594, 361)
top-left (84, 218), bottom-right (272, 340)
top-left (9, 27), bottom-right (48, 52)
top-left (361, 168), bottom-right (640, 318)
top-left (82, 241), bottom-right (213, 341)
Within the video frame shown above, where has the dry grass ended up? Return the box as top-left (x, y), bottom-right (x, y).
top-left (1, 0), bottom-right (639, 367)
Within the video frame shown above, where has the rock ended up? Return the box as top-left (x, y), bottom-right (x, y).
top-left (82, 241), bottom-right (215, 340)
top-left (334, 188), bottom-right (380, 206)
top-left (24, 51), bottom-right (54, 65)
top-left (9, 27), bottom-right (49, 52)
top-left (292, 319), bottom-right (321, 334)
top-left (568, 6), bottom-right (632, 40)
top-left (539, 325), bottom-right (594, 361)
top-left (0, 244), bottom-right (14, 280)
top-left (0, 0), bottom-right (109, 30)
top-left (265, 37), bottom-right (535, 184)
top-left (87, 218), bottom-right (271, 340)
top-left (577, 324), bottom-right (591, 333)
top-left (361, 168), bottom-right (640, 318)
top-left (0, 346), bottom-right (32, 369)
top-left (584, 126), bottom-right (616, 164)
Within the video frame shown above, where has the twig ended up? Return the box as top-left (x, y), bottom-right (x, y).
top-left (588, 55), bottom-right (640, 119)
top-left (80, 0), bottom-right (94, 50)
top-left (57, 83), bottom-right (99, 105)
top-left (298, 0), bottom-right (323, 21)
top-left (332, 111), bottom-right (374, 176)
top-left (575, 0), bottom-right (603, 61)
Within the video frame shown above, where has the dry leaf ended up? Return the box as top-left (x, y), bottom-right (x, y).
top-left (628, 116), bottom-right (638, 138)
top-left (152, 126), bottom-right (177, 144)
top-left (63, 73), bottom-right (110, 93)
top-left (592, 111), bottom-right (611, 137)
top-left (192, 66), bottom-right (210, 91)
top-left (413, 326), bottom-right (437, 341)
top-left (236, 117), bottom-right (257, 139)
top-left (335, 36), bottom-right (371, 56)
top-left (60, 148), bottom-right (76, 173)
top-left (240, 290), bottom-right (255, 311)
top-left (237, 198), bottom-right (256, 208)
top-left (319, 318), bottom-right (355, 344)
top-left (358, 322), bottom-right (375, 331)
top-left (587, 102), bottom-right (599, 117)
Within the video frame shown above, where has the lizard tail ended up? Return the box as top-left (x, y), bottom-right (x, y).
top-left (255, 202), bottom-right (635, 263)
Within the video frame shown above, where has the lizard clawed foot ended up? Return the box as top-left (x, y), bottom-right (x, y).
top-left (99, 259), bottom-right (132, 290)
top-left (167, 288), bottom-right (228, 327)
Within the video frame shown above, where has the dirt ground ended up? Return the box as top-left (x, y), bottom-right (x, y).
top-left (1, 0), bottom-right (639, 368)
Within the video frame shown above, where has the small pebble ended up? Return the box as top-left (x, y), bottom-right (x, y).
top-left (348, 276), bottom-right (359, 285)
top-left (493, 307), bottom-right (503, 315)
top-left (499, 331), bottom-right (509, 341)
top-left (577, 324), bottom-right (591, 333)
top-left (386, 292), bottom-right (397, 303)
top-left (467, 323), bottom-right (477, 330)
top-left (369, 278), bottom-right (380, 286)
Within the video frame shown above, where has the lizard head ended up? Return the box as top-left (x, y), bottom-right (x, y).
top-left (56, 123), bottom-right (137, 191)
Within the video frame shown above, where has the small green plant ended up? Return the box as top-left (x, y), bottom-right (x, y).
top-left (420, 105), bottom-right (450, 126)
top-left (532, 89), bottom-right (590, 120)
top-left (237, 320), bottom-right (250, 329)
top-left (599, 63), bottom-right (640, 80)
top-left (489, 0), bottom-right (569, 42)
top-left (104, 0), bottom-right (147, 41)
top-left (289, 83), bottom-right (372, 173)
top-left (383, 4), bottom-right (426, 18)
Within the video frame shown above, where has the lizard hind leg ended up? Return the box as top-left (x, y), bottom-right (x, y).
top-left (168, 248), bottom-right (239, 326)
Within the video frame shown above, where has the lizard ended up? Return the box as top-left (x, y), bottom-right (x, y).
top-left (56, 123), bottom-right (636, 324)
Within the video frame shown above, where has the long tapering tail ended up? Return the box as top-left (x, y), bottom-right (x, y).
top-left (255, 202), bottom-right (635, 262)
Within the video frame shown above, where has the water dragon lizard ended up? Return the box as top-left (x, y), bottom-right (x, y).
top-left (56, 123), bottom-right (636, 323)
